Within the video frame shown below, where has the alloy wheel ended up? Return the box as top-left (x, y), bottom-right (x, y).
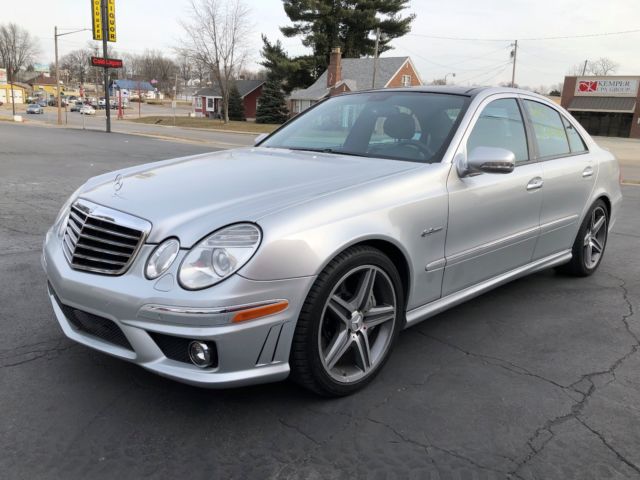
top-left (583, 206), bottom-right (607, 269)
top-left (318, 265), bottom-right (397, 383)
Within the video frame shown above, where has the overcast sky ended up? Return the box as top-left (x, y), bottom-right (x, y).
top-left (7, 0), bottom-right (640, 88)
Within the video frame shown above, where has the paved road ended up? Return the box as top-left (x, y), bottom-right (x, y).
top-left (1, 123), bottom-right (640, 479)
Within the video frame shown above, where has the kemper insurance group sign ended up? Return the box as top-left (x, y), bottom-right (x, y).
top-left (576, 77), bottom-right (639, 97)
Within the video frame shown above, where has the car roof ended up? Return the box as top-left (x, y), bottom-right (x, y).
top-left (349, 86), bottom-right (551, 102)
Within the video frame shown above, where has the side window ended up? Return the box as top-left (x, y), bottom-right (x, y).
top-left (562, 116), bottom-right (588, 153)
top-left (523, 100), bottom-right (571, 158)
top-left (467, 98), bottom-right (529, 163)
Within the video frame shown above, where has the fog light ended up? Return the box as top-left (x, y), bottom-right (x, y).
top-left (188, 341), bottom-right (214, 368)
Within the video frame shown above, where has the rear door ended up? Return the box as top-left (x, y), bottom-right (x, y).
top-left (520, 98), bottom-right (596, 259)
top-left (443, 96), bottom-right (543, 296)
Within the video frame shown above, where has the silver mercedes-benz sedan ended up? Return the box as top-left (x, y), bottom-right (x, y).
top-left (43, 87), bottom-right (622, 396)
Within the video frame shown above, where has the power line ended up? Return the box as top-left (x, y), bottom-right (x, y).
top-left (406, 27), bottom-right (640, 42)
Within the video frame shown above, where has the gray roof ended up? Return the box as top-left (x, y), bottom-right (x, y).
top-left (569, 96), bottom-right (636, 113)
top-left (195, 79), bottom-right (264, 98)
top-left (290, 57), bottom-right (414, 101)
top-left (112, 79), bottom-right (154, 91)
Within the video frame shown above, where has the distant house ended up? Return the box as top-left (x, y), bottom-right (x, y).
top-left (28, 73), bottom-right (61, 99)
top-left (110, 79), bottom-right (158, 101)
top-left (193, 79), bottom-right (265, 120)
top-left (0, 82), bottom-right (29, 104)
top-left (289, 47), bottom-right (423, 115)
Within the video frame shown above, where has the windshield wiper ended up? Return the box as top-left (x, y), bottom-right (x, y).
top-left (286, 147), bottom-right (370, 158)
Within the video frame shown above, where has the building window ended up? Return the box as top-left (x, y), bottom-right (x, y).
top-left (207, 97), bottom-right (214, 109)
top-left (195, 97), bottom-right (202, 108)
top-left (401, 75), bottom-right (412, 87)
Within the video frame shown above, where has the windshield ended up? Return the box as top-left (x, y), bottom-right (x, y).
top-left (262, 92), bottom-right (469, 163)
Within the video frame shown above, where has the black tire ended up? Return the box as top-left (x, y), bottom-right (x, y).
top-left (290, 245), bottom-right (404, 396)
top-left (557, 199), bottom-right (609, 277)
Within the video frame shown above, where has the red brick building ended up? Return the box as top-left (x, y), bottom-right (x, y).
top-left (193, 80), bottom-right (264, 120)
top-left (561, 76), bottom-right (640, 138)
top-left (289, 47), bottom-right (423, 115)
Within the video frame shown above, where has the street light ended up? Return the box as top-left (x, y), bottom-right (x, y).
top-left (54, 27), bottom-right (90, 125)
top-left (444, 72), bottom-right (456, 85)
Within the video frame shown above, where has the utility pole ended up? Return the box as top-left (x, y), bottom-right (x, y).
top-left (371, 27), bottom-right (380, 89)
top-left (510, 40), bottom-right (518, 88)
top-left (54, 27), bottom-right (90, 124)
top-left (55, 26), bottom-right (62, 124)
top-left (8, 57), bottom-right (15, 117)
top-left (101, 0), bottom-right (111, 132)
top-left (582, 59), bottom-right (589, 76)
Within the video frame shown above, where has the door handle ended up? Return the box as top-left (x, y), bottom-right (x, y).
top-left (582, 166), bottom-right (594, 178)
top-left (526, 177), bottom-right (544, 191)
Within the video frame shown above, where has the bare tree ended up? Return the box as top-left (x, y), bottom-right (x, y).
top-left (588, 57), bottom-right (619, 76)
top-left (0, 23), bottom-right (39, 81)
top-left (568, 58), bottom-right (618, 76)
top-left (567, 61), bottom-right (588, 76)
top-left (179, 0), bottom-right (251, 123)
top-left (60, 48), bottom-right (92, 85)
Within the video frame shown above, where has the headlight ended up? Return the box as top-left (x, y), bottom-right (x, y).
top-left (178, 223), bottom-right (262, 290)
top-left (55, 185), bottom-right (84, 237)
top-left (145, 238), bottom-right (180, 279)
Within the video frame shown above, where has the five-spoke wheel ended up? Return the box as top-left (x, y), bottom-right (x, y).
top-left (559, 199), bottom-right (609, 276)
top-left (290, 246), bottom-right (403, 396)
top-left (319, 265), bottom-right (397, 383)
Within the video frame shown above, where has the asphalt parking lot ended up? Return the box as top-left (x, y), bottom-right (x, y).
top-left (1, 123), bottom-right (639, 479)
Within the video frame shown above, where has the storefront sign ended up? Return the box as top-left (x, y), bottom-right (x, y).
top-left (576, 77), bottom-right (639, 97)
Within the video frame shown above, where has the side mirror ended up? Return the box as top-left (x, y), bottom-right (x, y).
top-left (458, 147), bottom-right (516, 177)
top-left (254, 133), bottom-right (268, 145)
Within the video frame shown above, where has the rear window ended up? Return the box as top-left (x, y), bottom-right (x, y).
top-left (523, 100), bottom-right (571, 158)
top-left (562, 116), bottom-right (588, 153)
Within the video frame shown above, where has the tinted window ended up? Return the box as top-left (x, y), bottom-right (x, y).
top-left (524, 100), bottom-right (571, 158)
top-left (467, 98), bottom-right (529, 163)
top-left (262, 92), bottom-right (468, 163)
top-left (562, 116), bottom-right (588, 153)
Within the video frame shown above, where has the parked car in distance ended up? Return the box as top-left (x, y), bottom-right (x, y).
top-left (70, 101), bottom-right (84, 112)
top-left (37, 99), bottom-right (48, 108)
top-left (26, 103), bottom-right (44, 114)
top-left (79, 105), bottom-right (96, 115)
top-left (43, 87), bottom-right (622, 396)
top-left (97, 97), bottom-right (106, 109)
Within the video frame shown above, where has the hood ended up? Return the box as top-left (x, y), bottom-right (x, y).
top-left (80, 147), bottom-right (418, 246)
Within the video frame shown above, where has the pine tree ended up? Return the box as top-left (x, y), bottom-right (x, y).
top-left (256, 77), bottom-right (289, 124)
top-left (227, 84), bottom-right (245, 121)
top-left (280, 0), bottom-right (415, 74)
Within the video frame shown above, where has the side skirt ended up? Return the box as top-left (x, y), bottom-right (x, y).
top-left (404, 249), bottom-right (572, 329)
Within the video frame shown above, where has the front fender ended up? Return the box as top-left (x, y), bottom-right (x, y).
top-left (240, 165), bottom-right (451, 310)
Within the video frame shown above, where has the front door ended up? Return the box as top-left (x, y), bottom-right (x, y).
top-left (443, 96), bottom-right (543, 296)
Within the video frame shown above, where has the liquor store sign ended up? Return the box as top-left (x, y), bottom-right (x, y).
top-left (575, 77), bottom-right (639, 97)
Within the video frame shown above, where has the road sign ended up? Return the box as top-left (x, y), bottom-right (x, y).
top-left (90, 56), bottom-right (123, 68)
top-left (107, 0), bottom-right (116, 42)
top-left (91, 0), bottom-right (103, 41)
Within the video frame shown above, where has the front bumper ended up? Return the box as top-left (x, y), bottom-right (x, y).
top-left (42, 228), bottom-right (315, 388)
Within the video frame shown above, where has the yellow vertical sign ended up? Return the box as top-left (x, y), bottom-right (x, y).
top-left (107, 0), bottom-right (116, 42)
top-left (91, 0), bottom-right (103, 41)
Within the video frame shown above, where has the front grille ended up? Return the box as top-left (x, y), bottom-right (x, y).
top-left (51, 289), bottom-right (133, 351)
top-left (149, 332), bottom-right (218, 367)
top-left (62, 200), bottom-right (149, 275)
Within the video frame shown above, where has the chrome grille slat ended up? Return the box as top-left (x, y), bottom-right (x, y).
top-left (75, 231), bottom-right (137, 249)
top-left (71, 252), bottom-right (127, 266)
top-left (74, 243), bottom-right (131, 258)
top-left (62, 199), bottom-right (150, 275)
top-left (81, 223), bottom-right (141, 241)
top-left (69, 210), bottom-right (86, 226)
